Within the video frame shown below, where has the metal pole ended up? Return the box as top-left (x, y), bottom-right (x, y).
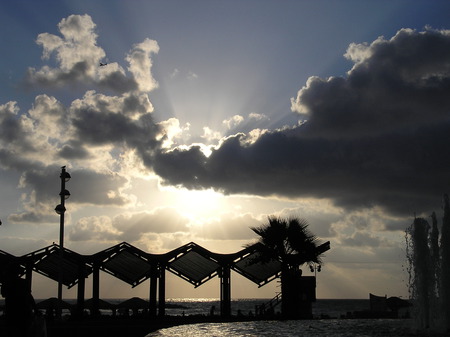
top-left (57, 167), bottom-right (66, 318)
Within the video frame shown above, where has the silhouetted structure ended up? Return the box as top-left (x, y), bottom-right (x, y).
top-left (0, 232), bottom-right (329, 322)
top-left (1, 262), bottom-right (37, 336)
top-left (249, 217), bottom-right (330, 319)
top-left (1, 242), bottom-right (286, 320)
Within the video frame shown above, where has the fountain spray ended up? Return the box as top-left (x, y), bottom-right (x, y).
top-left (406, 194), bottom-right (450, 332)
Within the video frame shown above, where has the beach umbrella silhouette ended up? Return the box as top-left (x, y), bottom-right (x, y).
top-left (116, 297), bottom-right (149, 310)
top-left (84, 298), bottom-right (114, 310)
top-left (37, 297), bottom-right (72, 310)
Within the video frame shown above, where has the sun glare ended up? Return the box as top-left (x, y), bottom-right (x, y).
top-left (172, 188), bottom-right (224, 218)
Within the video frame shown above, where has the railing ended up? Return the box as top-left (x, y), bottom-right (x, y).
top-left (255, 292), bottom-right (282, 316)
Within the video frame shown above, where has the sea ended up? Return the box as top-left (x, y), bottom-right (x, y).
top-left (161, 298), bottom-right (370, 318)
top-left (1, 298), bottom-right (374, 318)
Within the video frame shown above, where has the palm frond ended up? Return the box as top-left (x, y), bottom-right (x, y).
top-left (249, 216), bottom-right (327, 267)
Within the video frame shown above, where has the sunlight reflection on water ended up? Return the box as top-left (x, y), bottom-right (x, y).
top-left (146, 319), bottom-right (413, 337)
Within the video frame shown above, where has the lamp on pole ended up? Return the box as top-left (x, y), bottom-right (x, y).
top-left (309, 263), bottom-right (321, 278)
top-left (55, 166), bottom-right (70, 318)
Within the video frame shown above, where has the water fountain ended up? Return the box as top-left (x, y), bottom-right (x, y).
top-left (441, 194), bottom-right (450, 330)
top-left (406, 194), bottom-right (450, 333)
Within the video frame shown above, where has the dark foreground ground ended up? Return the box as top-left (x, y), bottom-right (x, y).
top-left (3, 315), bottom-right (448, 337)
top-left (43, 316), bottom-right (450, 337)
top-left (0, 315), bottom-right (270, 337)
top-left (47, 316), bottom-right (243, 337)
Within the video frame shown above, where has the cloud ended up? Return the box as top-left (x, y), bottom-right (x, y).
top-left (39, 14), bottom-right (104, 71)
top-left (168, 68), bottom-right (198, 81)
top-left (7, 191), bottom-right (58, 224)
top-left (291, 28), bottom-right (450, 138)
top-left (24, 14), bottom-right (159, 94)
top-left (0, 102), bottom-right (37, 155)
top-left (0, 237), bottom-right (50, 255)
top-left (126, 38), bottom-right (159, 92)
top-left (69, 91), bottom-right (159, 154)
top-left (341, 231), bottom-right (389, 248)
top-left (153, 28), bottom-right (450, 217)
top-left (169, 68), bottom-right (179, 79)
top-left (68, 208), bottom-right (190, 244)
top-left (223, 115), bottom-right (244, 130)
top-left (158, 118), bottom-right (190, 148)
top-left (187, 71), bottom-right (198, 80)
top-left (113, 208), bottom-right (189, 241)
top-left (0, 14), bottom-right (167, 224)
top-left (249, 112), bottom-right (269, 122)
top-left (0, 93), bottom-right (161, 217)
top-left (221, 114), bottom-right (270, 137)
top-left (191, 212), bottom-right (260, 241)
top-left (201, 126), bottom-right (222, 142)
top-left (15, 166), bottom-right (131, 207)
top-left (68, 215), bottom-right (119, 242)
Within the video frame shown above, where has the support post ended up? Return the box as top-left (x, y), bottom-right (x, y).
top-left (76, 262), bottom-right (86, 319)
top-left (220, 265), bottom-right (231, 317)
top-left (92, 262), bottom-right (100, 317)
top-left (25, 261), bottom-right (33, 293)
top-left (158, 264), bottom-right (166, 317)
top-left (149, 269), bottom-right (158, 318)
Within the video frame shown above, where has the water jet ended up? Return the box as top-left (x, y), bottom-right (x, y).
top-left (406, 194), bottom-right (450, 332)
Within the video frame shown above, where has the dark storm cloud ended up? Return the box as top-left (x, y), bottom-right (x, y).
top-left (25, 61), bottom-right (91, 88)
top-left (0, 95), bottom-right (161, 215)
top-left (58, 141), bottom-right (90, 159)
top-left (97, 71), bottom-right (138, 93)
top-left (4, 164), bottom-right (131, 223)
top-left (69, 91), bottom-right (162, 165)
top-left (0, 94), bottom-right (162, 223)
top-left (66, 169), bottom-right (130, 206)
top-left (24, 62), bottom-right (138, 94)
top-left (0, 102), bottom-right (36, 153)
top-left (153, 28), bottom-right (450, 217)
top-left (19, 166), bottom-right (130, 206)
top-left (291, 28), bottom-right (450, 138)
top-left (72, 107), bottom-right (146, 145)
top-left (0, 149), bottom-right (36, 172)
top-left (8, 211), bottom-right (51, 224)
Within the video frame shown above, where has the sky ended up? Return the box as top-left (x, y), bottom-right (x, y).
top-left (1, 0), bottom-right (450, 301)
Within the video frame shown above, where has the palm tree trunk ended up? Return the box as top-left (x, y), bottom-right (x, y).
top-left (281, 265), bottom-right (301, 319)
top-left (280, 265), bottom-right (289, 318)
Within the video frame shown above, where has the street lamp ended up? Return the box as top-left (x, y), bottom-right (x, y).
top-left (55, 166), bottom-right (70, 318)
top-left (54, 204), bottom-right (66, 215)
top-left (309, 263), bottom-right (321, 277)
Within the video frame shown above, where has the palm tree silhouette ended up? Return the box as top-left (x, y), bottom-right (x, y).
top-left (250, 216), bottom-right (330, 318)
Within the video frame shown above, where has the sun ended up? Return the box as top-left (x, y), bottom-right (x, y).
top-left (163, 187), bottom-right (225, 219)
top-left (176, 188), bottom-right (224, 218)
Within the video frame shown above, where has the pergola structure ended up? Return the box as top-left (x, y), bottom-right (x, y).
top-left (0, 241), bottom-right (329, 318)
